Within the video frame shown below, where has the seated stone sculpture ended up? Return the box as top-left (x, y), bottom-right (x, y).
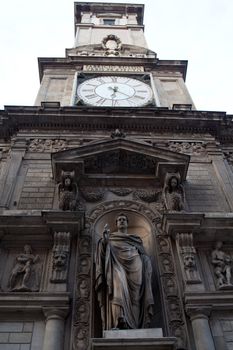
top-left (58, 170), bottom-right (78, 211)
top-left (95, 213), bottom-right (154, 330)
top-left (163, 172), bottom-right (185, 211)
top-left (211, 241), bottom-right (232, 289)
top-left (9, 244), bottom-right (40, 291)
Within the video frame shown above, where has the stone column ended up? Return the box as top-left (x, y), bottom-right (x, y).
top-left (42, 308), bottom-right (68, 350)
top-left (187, 308), bottom-right (215, 350)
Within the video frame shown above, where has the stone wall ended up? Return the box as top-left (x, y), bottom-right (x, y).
top-left (18, 161), bottom-right (54, 210)
top-left (185, 162), bottom-right (229, 212)
top-left (0, 321), bottom-right (44, 350)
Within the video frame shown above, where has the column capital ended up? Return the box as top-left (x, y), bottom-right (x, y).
top-left (186, 306), bottom-right (212, 321)
top-left (43, 307), bottom-right (69, 321)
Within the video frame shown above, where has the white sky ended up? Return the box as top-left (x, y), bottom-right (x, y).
top-left (0, 0), bottom-right (233, 113)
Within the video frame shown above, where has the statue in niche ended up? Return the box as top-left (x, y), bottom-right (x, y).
top-left (9, 245), bottom-right (40, 292)
top-left (58, 170), bottom-right (78, 211)
top-left (211, 241), bottom-right (232, 289)
top-left (95, 213), bottom-right (154, 330)
top-left (163, 173), bottom-right (185, 211)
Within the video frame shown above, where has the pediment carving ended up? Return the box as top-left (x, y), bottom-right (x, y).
top-left (51, 138), bottom-right (190, 185)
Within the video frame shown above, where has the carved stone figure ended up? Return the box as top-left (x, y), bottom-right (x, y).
top-left (58, 171), bottom-right (78, 211)
top-left (95, 213), bottom-right (154, 330)
top-left (211, 241), bottom-right (232, 289)
top-left (74, 327), bottom-right (88, 350)
top-left (9, 245), bottom-right (40, 291)
top-left (50, 232), bottom-right (71, 283)
top-left (79, 257), bottom-right (91, 275)
top-left (177, 233), bottom-right (202, 284)
top-left (78, 279), bottom-right (90, 299)
top-left (163, 173), bottom-right (185, 211)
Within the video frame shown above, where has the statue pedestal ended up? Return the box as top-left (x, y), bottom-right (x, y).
top-left (92, 329), bottom-right (176, 350)
top-left (103, 328), bottom-right (163, 339)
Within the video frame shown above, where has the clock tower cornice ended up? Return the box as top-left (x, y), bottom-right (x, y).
top-left (37, 57), bottom-right (188, 82)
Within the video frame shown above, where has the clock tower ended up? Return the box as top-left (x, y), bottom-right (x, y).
top-left (1, 2), bottom-right (233, 350)
top-left (35, 2), bottom-right (194, 110)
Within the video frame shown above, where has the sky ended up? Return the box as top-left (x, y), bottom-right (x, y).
top-left (0, 0), bottom-right (233, 113)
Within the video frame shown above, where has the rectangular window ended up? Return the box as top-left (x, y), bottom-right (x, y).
top-left (103, 19), bottom-right (115, 25)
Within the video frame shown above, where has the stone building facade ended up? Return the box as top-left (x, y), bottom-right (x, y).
top-left (0, 2), bottom-right (233, 350)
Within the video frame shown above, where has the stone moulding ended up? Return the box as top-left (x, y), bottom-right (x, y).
top-left (1, 106), bottom-right (232, 142)
top-left (51, 138), bottom-right (190, 186)
top-left (0, 292), bottom-right (70, 313)
top-left (91, 337), bottom-right (177, 350)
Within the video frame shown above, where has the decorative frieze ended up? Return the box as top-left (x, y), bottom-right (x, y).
top-left (28, 139), bottom-right (68, 153)
top-left (156, 233), bottom-right (188, 349)
top-left (83, 65), bottom-right (144, 73)
top-left (72, 232), bottom-right (92, 350)
top-left (168, 141), bottom-right (207, 156)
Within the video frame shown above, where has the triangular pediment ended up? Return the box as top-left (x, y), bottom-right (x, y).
top-left (52, 138), bottom-right (190, 184)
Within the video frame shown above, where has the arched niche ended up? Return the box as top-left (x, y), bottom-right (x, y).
top-left (89, 201), bottom-right (164, 335)
top-left (94, 210), bottom-right (154, 256)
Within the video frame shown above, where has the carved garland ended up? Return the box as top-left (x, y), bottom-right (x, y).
top-left (156, 230), bottom-right (188, 349)
top-left (72, 233), bottom-right (92, 350)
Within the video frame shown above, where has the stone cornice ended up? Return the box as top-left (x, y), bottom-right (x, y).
top-left (1, 106), bottom-right (232, 142)
top-left (0, 292), bottom-right (70, 315)
top-left (185, 292), bottom-right (233, 311)
top-left (162, 212), bottom-right (233, 241)
top-left (37, 56), bottom-right (187, 81)
top-left (0, 210), bottom-right (84, 239)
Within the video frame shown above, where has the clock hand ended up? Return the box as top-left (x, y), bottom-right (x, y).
top-left (108, 86), bottom-right (118, 92)
top-left (115, 90), bottom-right (132, 98)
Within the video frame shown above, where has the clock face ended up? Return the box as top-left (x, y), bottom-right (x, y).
top-left (77, 76), bottom-right (153, 107)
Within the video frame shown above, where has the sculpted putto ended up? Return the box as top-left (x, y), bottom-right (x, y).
top-left (163, 172), bottom-right (185, 211)
top-left (211, 241), bottom-right (232, 289)
top-left (95, 213), bottom-right (154, 330)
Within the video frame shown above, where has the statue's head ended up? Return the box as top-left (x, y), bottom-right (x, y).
top-left (116, 213), bottom-right (128, 230)
top-left (61, 170), bottom-right (75, 187)
top-left (24, 244), bottom-right (32, 254)
top-left (164, 172), bottom-right (181, 191)
top-left (64, 176), bottom-right (72, 187)
top-left (215, 241), bottom-right (223, 249)
top-left (53, 251), bottom-right (67, 267)
top-left (170, 176), bottom-right (178, 189)
top-left (183, 253), bottom-right (195, 268)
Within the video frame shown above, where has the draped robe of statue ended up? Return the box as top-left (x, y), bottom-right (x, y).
top-left (95, 228), bottom-right (154, 330)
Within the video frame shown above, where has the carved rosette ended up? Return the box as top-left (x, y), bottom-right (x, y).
top-left (72, 234), bottom-right (91, 350)
top-left (156, 233), bottom-right (188, 349)
top-left (50, 232), bottom-right (71, 283)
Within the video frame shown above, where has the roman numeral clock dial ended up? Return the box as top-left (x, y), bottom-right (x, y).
top-left (77, 76), bottom-right (153, 107)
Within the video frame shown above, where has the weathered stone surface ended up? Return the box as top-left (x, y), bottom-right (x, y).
top-left (103, 328), bottom-right (163, 339)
